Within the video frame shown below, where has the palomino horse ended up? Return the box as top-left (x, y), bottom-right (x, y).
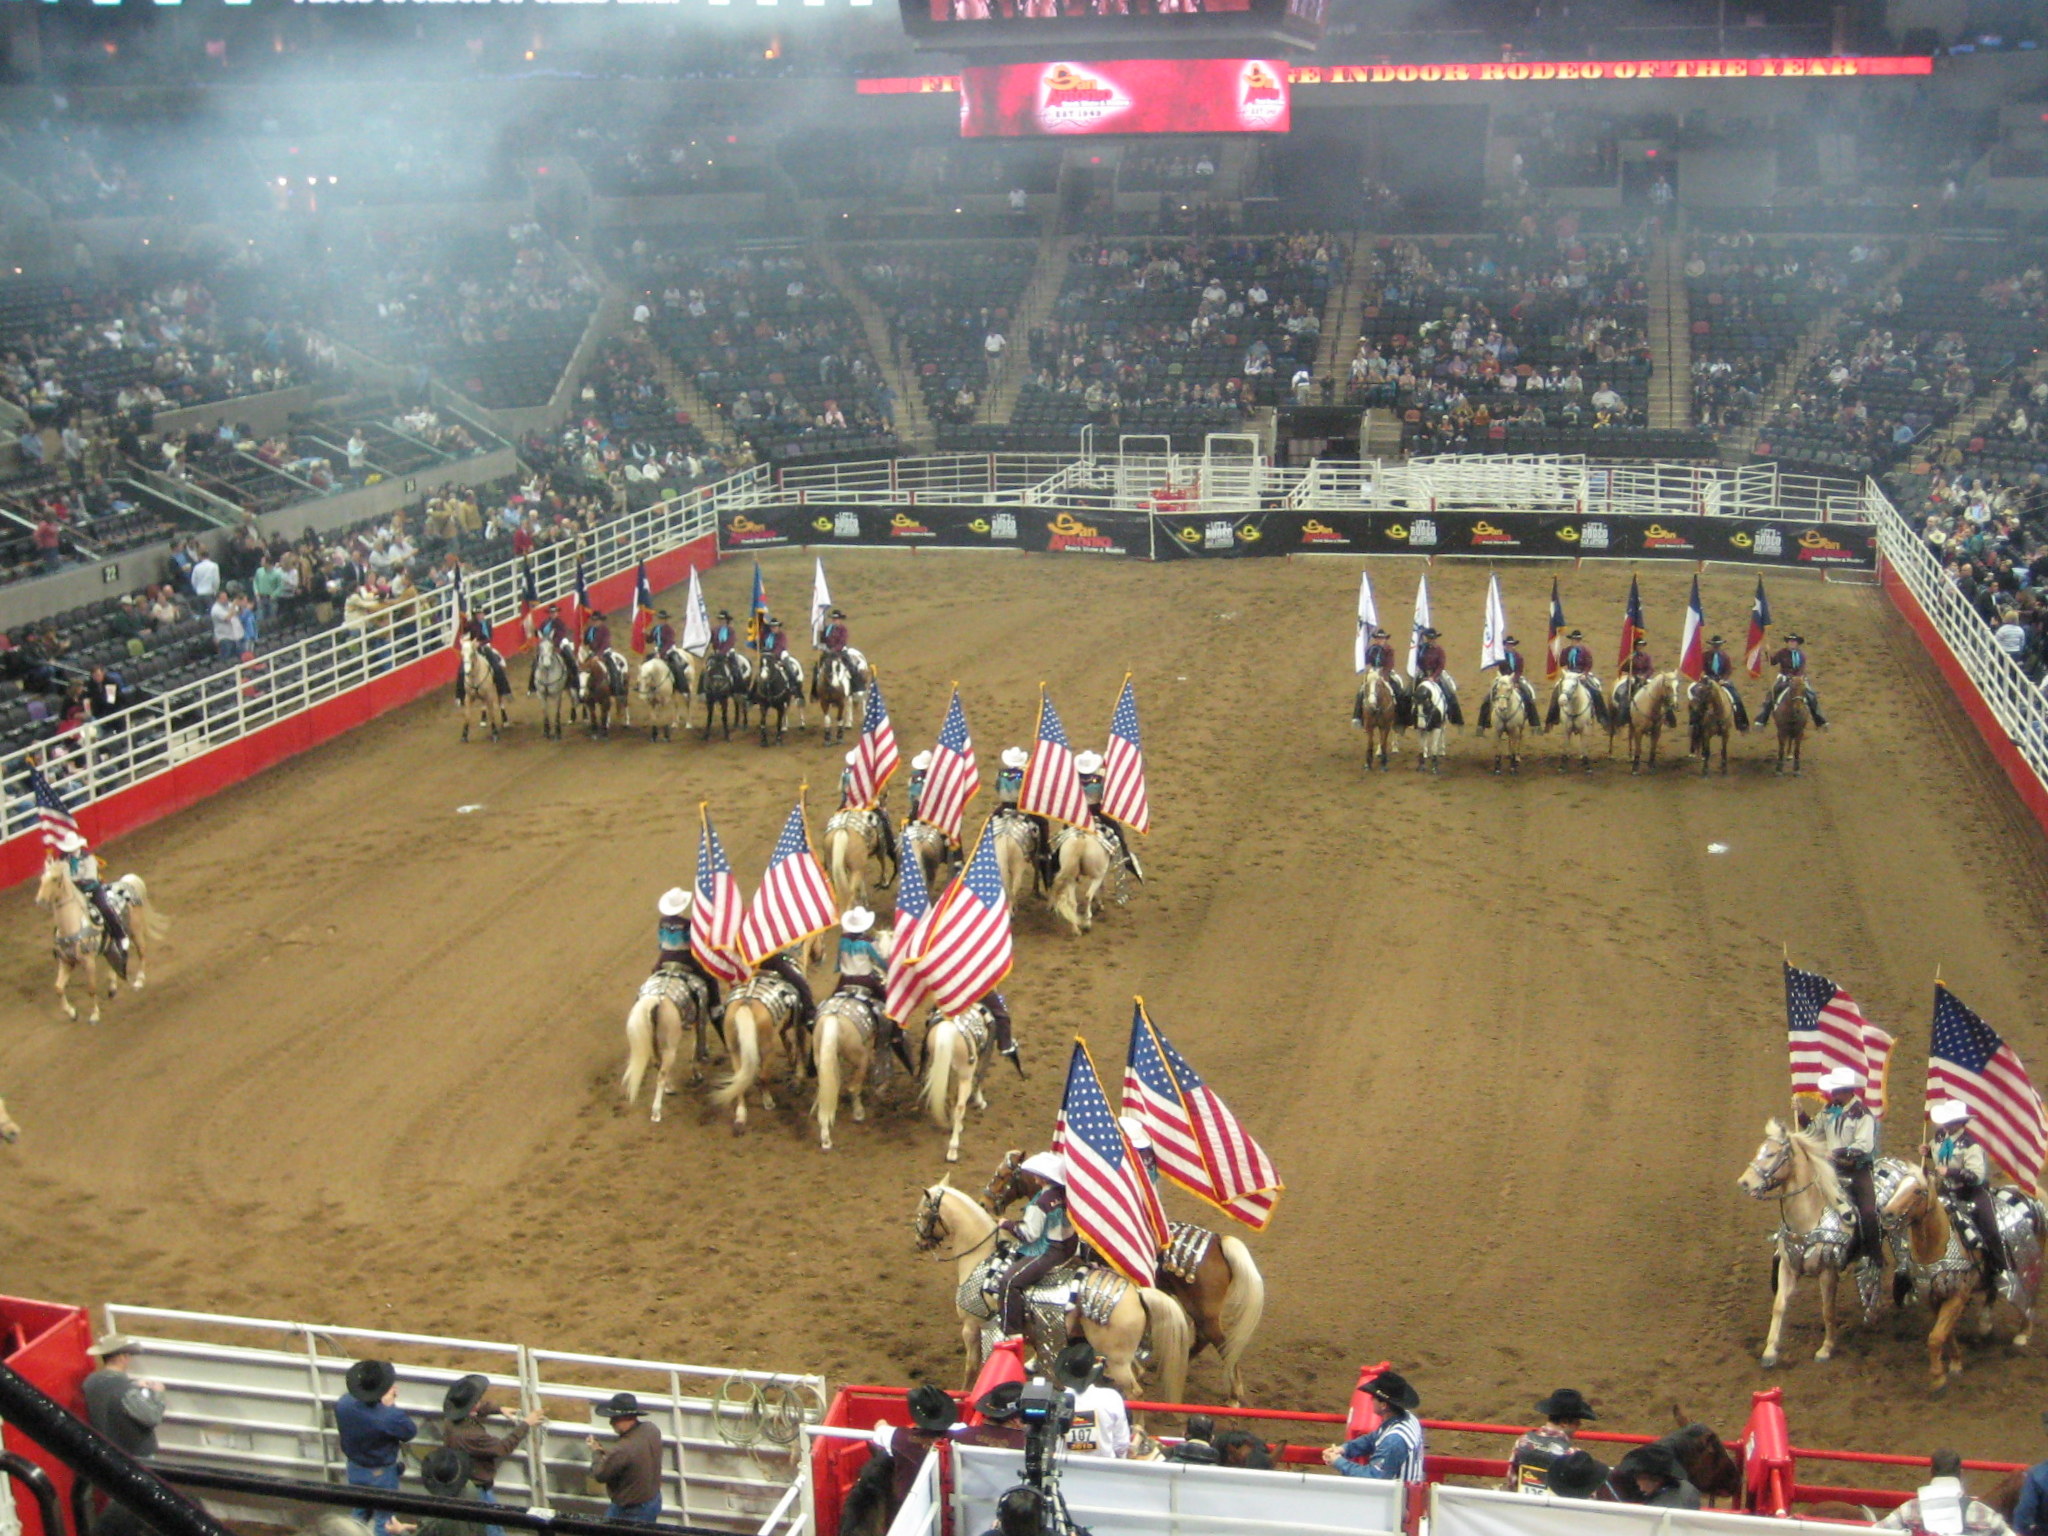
top-left (750, 653), bottom-right (799, 747)
top-left (1739, 1120), bottom-right (1911, 1367)
top-left (635, 656), bottom-right (688, 742)
top-left (579, 654), bottom-right (617, 739)
top-left (1690, 679), bottom-right (1737, 777)
top-left (1551, 673), bottom-right (1599, 774)
top-left (0, 1098), bottom-right (17, 1144)
top-left (532, 641), bottom-right (572, 740)
top-left (1615, 671), bottom-right (1680, 774)
top-left (1411, 679), bottom-right (1449, 774)
top-left (621, 966), bottom-right (712, 1124)
top-left (1772, 684), bottom-right (1810, 777)
top-left (814, 985), bottom-right (885, 1153)
top-left (984, 1151), bottom-right (1268, 1406)
top-left (35, 860), bottom-right (166, 1023)
top-left (913, 1180), bottom-right (1191, 1403)
top-left (1354, 670), bottom-right (1399, 772)
top-left (921, 1002), bottom-right (993, 1163)
top-left (1882, 1166), bottom-right (2045, 1392)
top-left (712, 972), bottom-right (802, 1133)
top-left (1481, 673), bottom-right (1531, 776)
top-left (1049, 826), bottom-right (1112, 936)
top-left (902, 820), bottom-right (951, 891)
top-left (457, 637), bottom-right (509, 743)
top-left (814, 652), bottom-right (859, 746)
top-left (823, 808), bottom-right (892, 909)
top-left (991, 812), bottom-right (1039, 908)
top-left (699, 651), bottom-right (750, 741)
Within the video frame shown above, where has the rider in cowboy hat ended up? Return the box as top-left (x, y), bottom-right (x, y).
top-left (1616, 636), bottom-right (1675, 725)
top-left (1802, 1066), bottom-right (1881, 1264)
top-left (641, 610), bottom-right (688, 692)
top-left (1927, 1099), bottom-right (2008, 1294)
top-left (813, 608), bottom-right (854, 697)
top-left (656, 887), bottom-right (725, 1028)
top-left (1412, 629), bottom-right (1464, 726)
top-left (1476, 635), bottom-right (1540, 733)
top-left (1507, 1389), bottom-right (1597, 1495)
top-left (1322, 1370), bottom-right (1425, 1482)
top-left (1075, 751), bottom-right (1142, 882)
top-left (456, 607), bottom-right (513, 700)
top-left (837, 906), bottom-right (913, 1073)
top-left (908, 750), bottom-right (932, 823)
top-left (1356, 627), bottom-right (1412, 725)
top-left (1758, 632), bottom-right (1828, 730)
top-left (994, 1151), bottom-right (1077, 1338)
top-left (1545, 1451), bottom-right (1614, 1501)
top-left (529, 603), bottom-right (575, 695)
top-left (1698, 634), bottom-right (1750, 729)
top-left (839, 749), bottom-right (901, 886)
top-left (709, 610), bottom-right (738, 655)
top-left (1549, 629), bottom-right (1610, 728)
top-left (756, 945), bottom-right (818, 1056)
top-left (52, 828), bottom-right (130, 976)
top-left (583, 611), bottom-right (628, 697)
top-left (995, 747), bottom-right (1054, 893)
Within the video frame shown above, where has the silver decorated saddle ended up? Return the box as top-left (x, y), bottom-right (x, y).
top-left (959, 1250), bottom-right (1130, 1361)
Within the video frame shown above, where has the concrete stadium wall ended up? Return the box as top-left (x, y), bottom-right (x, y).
top-left (150, 385), bottom-right (316, 442)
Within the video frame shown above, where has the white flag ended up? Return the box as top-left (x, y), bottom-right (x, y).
top-left (810, 557), bottom-right (832, 649)
top-left (1408, 573), bottom-right (1432, 678)
top-left (1352, 568), bottom-right (1378, 674)
top-left (681, 565), bottom-right (711, 656)
top-left (1479, 573), bottom-right (1508, 670)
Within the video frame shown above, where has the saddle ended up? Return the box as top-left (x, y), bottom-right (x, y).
top-left (730, 973), bottom-right (798, 1017)
top-left (961, 1249), bottom-right (1130, 1358)
top-left (1161, 1220), bottom-right (1216, 1285)
top-left (991, 808), bottom-right (1040, 853)
top-left (821, 985), bottom-right (882, 1042)
top-left (929, 1002), bottom-right (991, 1055)
top-left (641, 964), bottom-right (709, 1014)
top-left (826, 808), bottom-right (880, 842)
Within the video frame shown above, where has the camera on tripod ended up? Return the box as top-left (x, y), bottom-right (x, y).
top-left (990, 1383), bottom-right (1084, 1536)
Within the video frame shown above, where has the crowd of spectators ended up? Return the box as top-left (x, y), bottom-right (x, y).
top-left (534, 333), bottom-right (752, 507)
top-left (853, 245), bottom-right (1036, 428)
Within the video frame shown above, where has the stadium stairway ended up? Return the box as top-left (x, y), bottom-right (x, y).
top-left (983, 231), bottom-right (1080, 428)
top-left (646, 348), bottom-right (744, 461)
top-left (810, 243), bottom-right (937, 453)
top-left (1315, 233), bottom-right (1367, 398)
top-left (1648, 236), bottom-right (1690, 431)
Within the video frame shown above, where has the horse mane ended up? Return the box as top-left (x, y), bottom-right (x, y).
top-left (1781, 1122), bottom-right (1843, 1206)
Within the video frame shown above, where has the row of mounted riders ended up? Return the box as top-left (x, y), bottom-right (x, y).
top-left (454, 607), bottom-right (872, 746)
top-left (1353, 629), bottom-right (1827, 775)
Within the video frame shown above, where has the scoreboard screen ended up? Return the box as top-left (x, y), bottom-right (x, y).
top-left (899, 0), bottom-right (1322, 50)
top-left (958, 57), bottom-right (1290, 135)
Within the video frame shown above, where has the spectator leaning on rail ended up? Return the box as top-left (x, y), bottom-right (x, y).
top-left (586, 1391), bottom-right (663, 1525)
top-left (1878, 1451), bottom-right (2014, 1536)
top-left (1321, 1369), bottom-right (1425, 1482)
top-left (440, 1373), bottom-right (543, 1536)
top-left (83, 1332), bottom-right (166, 1471)
top-left (335, 1359), bottom-right (418, 1536)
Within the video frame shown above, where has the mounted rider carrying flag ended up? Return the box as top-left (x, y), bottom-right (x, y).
top-left (1075, 751), bottom-right (1141, 881)
top-left (457, 608), bottom-right (512, 699)
top-left (994, 747), bottom-right (1052, 893)
top-left (757, 616), bottom-right (800, 695)
top-left (53, 829), bottom-right (129, 977)
top-left (1355, 627), bottom-right (1411, 725)
top-left (532, 603), bottom-right (578, 694)
top-left (1413, 628), bottom-right (1464, 726)
top-left (1800, 1066), bottom-right (1882, 1266)
top-left (840, 750), bottom-right (900, 887)
top-left (1615, 637), bottom-right (1675, 726)
top-left (813, 608), bottom-right (858, 699)
top-left (642, 610), bottom-right (689, 693)
top-left (1476, 634), bottom-right (1540, 731)
top-left (1926, 1099), bottom-right (2007, 1296)
top-left (583, 611), bottom-right (628, 697)
top-left (1695, 633), bottom-right (1751, 739)
top-left (1548, 629), bottom-right (1610, 727)
top-left (655, 887), bottom-right (724, 1029)
top-left (995, 1151), bottom-right (1077, 1340)
top-left (837, 905), bottom-right (914, 1074)
top-left (1757, 633), bottom-right (1828, 731)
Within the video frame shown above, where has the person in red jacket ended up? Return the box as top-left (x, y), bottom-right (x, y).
top-left (1413, 628), bottom-right (1463, 725)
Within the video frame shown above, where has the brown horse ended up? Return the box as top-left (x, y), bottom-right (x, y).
top-left (1614, 670), bottom-right (1680, 775)
top-left (984, 1150), bottom-right (1267, 1405)
top-left (1689, 678), bottom-right (1736, 777)
top-left (1882, 1166), bottom-right (2044, 1393)
top-left (1772, 684), bottom-right (1809, 776)
top-left (579, 654), bottom-right (616, 738)
top-left (1354, 669), bottom-right (1400, 772)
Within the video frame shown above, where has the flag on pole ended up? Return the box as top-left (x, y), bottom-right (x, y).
top-left (1545, 579), bottom-right (1567, 679)
top-left (1409, 573), bottom-right (1432, 678)
top-left (570, 560), bottom-right (591, 638)
top-left (883, 830), bottom-right (938, 1024)
top-left (1122, 1001), bottom-right (1212, 1199)
top-left (847, 673), bottom-right (902, 810)
top-left (1352, 568), bottom-right (1379, 674)
top-left (27, 763), bottom-right (81, 849)
top-left (681, 565), bottom-right (711, 656)
top-left (1018, 690), bottom-right (1091, 829)
top-left (1786, 963), bottom-right (1896, 1119)
top-left (810, 558), bottom-right (832, 649)
top-left (1150, 1012), bottom-right (1283, 1229)
top-left (1677, 575), bottom-right (1707, 682)
top-left (739, 795), bottom-right (840, 966)
top-left (1745, 577), bottom-right (1773, 679)
top-left (1617, 575), bottom-right (1646, 669)
top-left (630, 562), bottom-right (655, 652)
top-left (1055, 1040), bottom-right (1163, 1286)
top-left (1479, 572), bottom-right (1508, 671)
top-left (1101, 676), bottom-right (1150, 837)
top-left (748, 561), bottom-right (769, 651)
top-left (1930, 984), bottom-right (2048, 1194)
top-left (447, 569), bottom-right (469, 648)
top-left (519, 560), bottom-right (540, 630)
top-left (919, 687), bottom-right (979, 841)
top-left (915, 818), bottom-right (1014, 1013)
top-left (692, 806), bottom-right (749, 985)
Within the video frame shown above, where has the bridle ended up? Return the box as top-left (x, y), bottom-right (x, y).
top-left (914, 1190), bottom-right (987, 1264)
top-left (1742, 1136), bottom-right (1814, 1203)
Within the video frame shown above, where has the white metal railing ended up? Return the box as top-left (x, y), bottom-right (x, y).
top-left (102, 1304), bottom-right (824, 1536)
top-left (0, 465), bottom-right (760, 844)
top-left (1866, 475), bottom-right (2048, 790)
top-left (775, 455), bottom-right (1070, 504)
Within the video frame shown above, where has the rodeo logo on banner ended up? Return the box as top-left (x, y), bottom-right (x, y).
top-left (722, 513), bottom-right (789, 549)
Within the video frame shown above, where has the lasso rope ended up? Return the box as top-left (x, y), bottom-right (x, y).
top-left (713, 1374), bottom-right (825, 1453)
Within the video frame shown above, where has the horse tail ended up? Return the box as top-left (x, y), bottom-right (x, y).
top-left (1138, 1288), bottom-right (1193, 1406)
top-left (116, 875), bottom-right (168, 944)
top-left (814, 1009), bottom-right (844, 1142)
top-left (712, 1000), bottom-right (762, 1107)
top-left (921, 1019), bottom-right (959, 1127)
top-left (1216, 1236), bottom-right (1266, 1386)
top-left (622, 993), bottom-right (660, 1104)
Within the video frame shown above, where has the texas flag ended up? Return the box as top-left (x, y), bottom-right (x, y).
top-left (1677, 575), bottom-right (1706, 681)
top-left (630, 561), bottom-right (655, 653)
top-left (1745, 577), bottom-right (1773, 679)
top-left (1545, 579), bottom-right (1566, 679)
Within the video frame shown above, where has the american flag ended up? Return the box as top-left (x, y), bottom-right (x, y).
top-left (914, 817), bottom-right (1013, 1014)
top-left (1055, 1040), bottom-right (1165, 1286)
top-left (692, 805), bottom-right (749, 984)
top-left (630, 561), bottom-right (654, 652)
top-left (1153, 1020), bottom-right (1282, 1230)
top-left (27, 764), bottom-right (81, 850)
top-left (739, 796), bottom-right (839, 966)
top-left (1786, 963), bottom-right (1894, 1118)
top-left (1100, 676), bottom-right (1150, 836)
top-left (1930, 984), bottom-right (2048, 1194)
top-left (1617, 574), bottom-right (1646, 669)
top-left (1122, 1001), bottom-right (1212, 1199)
top-left (883, 830), bottom-right (937, 1024)
top-left (573, 560), bottom-right (591, 624)
top-left (918, 687), bottom-right (978, 841)
top-left (1545, 579), bottom-right (1566, 679)
top-left (1677, 575), bottom-right (1706, 682)
top-left (1745, 577), bottom-right (1773, 679)
top-left (1018, 691), bottom-right (1091, 829)
top-left (847, 673), bottom-right (901, 810)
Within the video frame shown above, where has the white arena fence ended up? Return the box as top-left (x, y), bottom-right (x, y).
top-left (1430, 1486), bottom-right (1830, 1536)
top-left (99, 1304), bottom-right (822, 1536)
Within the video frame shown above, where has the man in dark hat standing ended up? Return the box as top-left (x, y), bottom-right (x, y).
top-left (440, 1375), bottom-right (543, 1536)
top-left (1507, 1390), bottom-right (1597, 1495)
top-left (334, 1361), bottom-right (417, 1536)
top-left (840, 1384), bottom-right (961, 1532)
top-left (83, 1333), bottom-right (166, 1536)
top-left (1321, 1369), bottom-right (1425, 1482)
top-left (1052, 1342), bottom-right (1129, 1461)
top-left (586, 1393), bottom-right (663, 1525)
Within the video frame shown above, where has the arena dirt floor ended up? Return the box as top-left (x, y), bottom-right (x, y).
top-left (5, 550), bottom-right (2048, 1481)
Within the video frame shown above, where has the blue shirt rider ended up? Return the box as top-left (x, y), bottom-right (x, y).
top-left (654, 886), bottom-right (723, 1024)
top-left (907, 751), bottom-right (930, 822)
top-left (1549, 629), bottom-right (1610, 727)
top-left (994, 1152), bottom-right (1077, 1338)
top-left (994, 746), bottom-right (1052, 892)
top-left (1075, 750), bottom-right (1141, 880)
top-left (709, 612), bottom-right (738, 654)
top-left (55, 830), bottom-right (130, 974)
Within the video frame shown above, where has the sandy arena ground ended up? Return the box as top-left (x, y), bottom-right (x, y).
top-left (4, 551), bottom-right (2047, 1475)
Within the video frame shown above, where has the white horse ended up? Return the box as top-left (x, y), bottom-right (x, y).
top-left (1550, 672), bottom-right (1600, 773)
top-left (35, 860), bottom-right (166, 1023)
top-left (532, 641), bottom-right (572, 740)
top-left (635, 656), bottom-right (687, 743)
top-left (920, 1002), bottom-right (993, 1163)
top-left (621, 967), bottom-right (712, 1124)
top-left (1480, 672), bottom-right (1532, 776)
top-left (457, 637), bottom-right (509, 743)
top-left (1411, 678), bottom-right (1450, 774)
top-left (0, 1098), bottom-right (19, 1144)
top-left (1049, 826), bottom-right (1112, 935)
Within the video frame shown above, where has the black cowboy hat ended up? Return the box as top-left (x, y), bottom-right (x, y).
top-left (829, 608), bottom-right (846, 619)
top-left (1706, 635), bottom-right (1725, 646)
top-left (1784, 632), bottom-right (1805, 644)
top-left (1502, 635), bottom-right (1520, 647)
top-left (1564, 628), bottom-right (1584, 640)
top-left (906, 1383), bottom-right (957, 1433)
top-left (597, 1392), bottom-right (643, 1421)
top-left (1536, 1388), bottom-right (1598, 1422)
top-left (1616, 1442), bottom-right (1681, 1486)
top-left (975, 1381), bottom-right (1024, 1423)
top-left (1369, 627), bottom-right (1389, 639)
top-left (717, 609), bottom-right (732, 620)
top-left (1420, 628), bottom-right (1441, 640)
top-left (656, 609), bottom-right (670, 620)
top-left (1632, 636), bottom-right (1649, 647)
top-left (1053, 1342), bottom-right (1099, 1389)
top-left (346, 1360), bottom-right (397, 1404)
top-left (420, 1448), bottom-right (470, 1499)
top-left (1363, 1369), bottom-right (1420, 1411)
top-left (1547, 1451), bottom-right (1611, 1499)
top-left (443, 1374), bottom-right (490, 1422)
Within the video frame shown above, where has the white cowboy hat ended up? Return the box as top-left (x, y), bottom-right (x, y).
top-left (1000, 747), bottom-right (1029, 771)
top-left (844, 749), bottom-right (859, 766)
top-left (1118, 1114), bottom-right (1152, 1150)
top-left (657, 887), bottom-right (692, 918)
top-left (1074, 751), bottom-right (1105, 776)
top-left (1817, 1067), bottom-right (1863, 1093)
top-left (1020, 1151), bottom-right (1066, 1184)
top-left (840, 906), bottom-right (876, 935)
top-left (1929, 1099), bottom-right (1972, 1127)
top-left (53, 830), bottom-right (86, 853)
top-left (911, 751), bottom-right (933, 771)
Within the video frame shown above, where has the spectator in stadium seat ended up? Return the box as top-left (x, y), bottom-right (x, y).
top-left (335, 1359), bottom-right (418, 1536)
top-left (190, 547), bottom-right (221, 610)
top-left (586, 1392), bottom-right (662, 1525)
top-left (1878, 1451), bottom-right (2012, 1536)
